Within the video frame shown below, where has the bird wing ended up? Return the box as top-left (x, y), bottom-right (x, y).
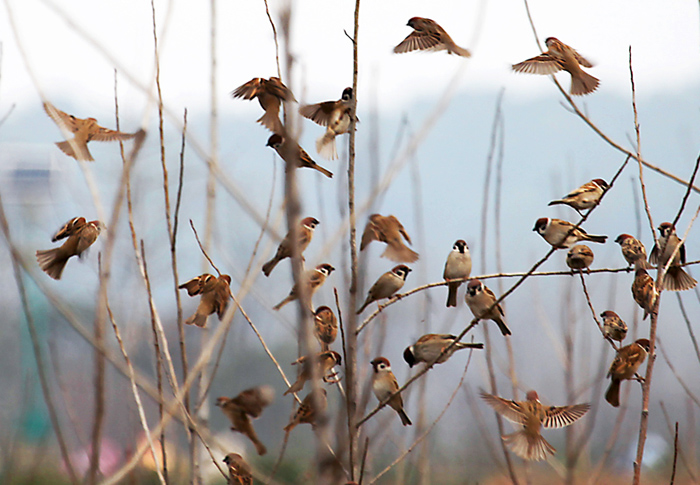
top-left (75, 224), bottom-right (100, 255)
top-left (512, 54), bottom-right (564, 75)
top-left (265, 77), bottom-right (296, 102)
top-left (483, 286), bottom-right (505, 317)
top-left (360, 220), bottom-right (380, 250)
top-left (480, 392), bottom-right (528, 424)
top-left (572, 49), bottom-right (594, 68)
top-left (89, 126), bottom-right (136, 142)
top-left (44, 102), bottom-right (83, 132)
top-left (231, 78), bottom-right (264, 99)
top-left (391, 216), bottom-right (413, 245)
top-left (52, 217), bottom-right (86, 242)
top-left (542, 403), bottom-right (590, 428)
top-left (394, 31), bottom-right (444, 53)
top-left (299, 101), bottom-right (340, 127)
top-left (179, 274), bottom-right (214, 296)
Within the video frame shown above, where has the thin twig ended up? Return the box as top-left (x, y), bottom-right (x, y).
top-left (672, 153), bottom-right (700, 228)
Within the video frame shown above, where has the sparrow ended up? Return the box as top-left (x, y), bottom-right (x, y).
top-left (631, 268), bottom-right (658, 320)
top-left (600, 310), bottom-right (628, 343)
top-left (548, 179), bottom-right (608, 215)
top-left (36, 217), bottom-right (103, 280)
top-left (43, 102), bottom-right (136, 162)
top-left (262, 217), bottom-right (319, 277)
top-left (223, 453), bottom-right (253, 485)
top-left (480, 390), bottom-right (590, 461)
top-left (370, 357), bottom-right (412, 426)
top-left (360, 214), bottom-right (419, 263)
top-left (266, 134), bottom-right (333, 178)
top-left (231, 76), bottom-right (295, 133)
top-left (465, 279), bottom-right (511, 336)
top-left (566, 244), bottom-right (594, 271)
top-left (216, 386), bottom-right (275, 456)
top-left (650, 222), bottom-right (697, 291)
top-left (512, 37), bottom-right (599, 96)
top-left (273, 263), bottom-right (335, 311)
top-left (284, 350), bottom-right (342, 396)
top-left (314, 306), bottom-right (338, 351)
top-left (403, 334), bottom-right (483, 368)
top-left (283, 388), bottom-right (328, 433)
top-left (533, 218), bottom-right (607, 249)
top-left (605, 338), bottom-right (650, 407)
top-left (443, 239), bottom-right (472, 307)
top-left (179, 273), bottom-right (232, 327)
top-left (299, 87), bottom-right (354, 160)
top-left (615, 234), bottom-right (652, 269)
top-left (356, 265), bottom-right (412, 314)
top-left (394, 17), bottom-right (471, 57)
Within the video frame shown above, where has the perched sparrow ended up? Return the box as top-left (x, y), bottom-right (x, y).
top-left (548, 179), bottom-right (608, 215)
top-left (356, 265), bottom-right (412, 314)
top-left (360, 214), bottom-right (419, 263)
top-left (266, 134), bottom-right (333, 178)
top-left (443, 239), bottom-right (472, 307)
top-left (216, 386), bottom-right (275, 456)
top-left (615, 234), bottom-right (652, 269)
top-left (512, 37), bottom-right (599, 96)
top-left (314, 306), bottom-right (338, 351)
top-left (533, 218), bottom-right (607, 249)
top-left (631, 268), bottom-right (658, 320)
top-left (262, 217), bottom-right (319, 277)
top-left (179, 273), bottom-right (232, 327)
top-left (36, 217), bottom-right (103, 280)
top-left (465, 279), bottom-right (511, 336)
top-left (223, 453), bottom-right (253, 485)
top-left (394, 17), bottom-right (471, 57)
top-left (283, 388), bottom-right (328, 433)
top-left (370, 357), bottom-right (412, 426)
top-left (43, 102), bottom-right (136, 162)
top-left (284, 350), bottom-right (342, 396)
top-left (481, 390), bottom-right (590, 461)
top-left (403, 334), bottom-right (483, 368)
top-left (566, 244), bottom-right (594, 271)
top-left (600, 310), bottom-right (628, 343)
top-left (650, 222), bottom-right (697, 291)
top-left (299, 87), bottom-right (354, 160)
top-left (231, 76), bottom-right (295, 133)
top-left (605, 339), bottom-right (650, 407)
top-left (273, 263), bottom-right (335, 311)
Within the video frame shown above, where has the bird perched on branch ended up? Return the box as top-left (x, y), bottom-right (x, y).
top-left (615, 234), bottom-right (652, 269)
top-left (36, 217), bottom-right (103, 280)
top-left (548, 179), bottom-right (608, 215)
top-left (601, 310), bottom-right (628, 343)
top-left (443, 239), bottom-right (472, 307)
top-left (605, 339), bottom-right (650, 407)
top-left (299, 87), bottom-right (354, 160)
top-left (465, 279), bottom-right (511, 336)
top-left (314, 306), bottom-right (338, 351)
top-left (566, 244), bottom-right (594, 271)
top-left (481, 390), bottom-right (590, 461)
top-left (262, 217), bottom-right (319, 277)
top-left (371, 357), bottom-right (412, 426)
top-left (533, 218), bottom-right (607, 249)
top-left (273, 263), bottom-right (335, 311)
top-left (631, 268), bottom-right (658, 320)
top-left (43, 102), bottom-right (136, 161)
top-left (394, 17), bottom-right (471, 57)
top-left (231, 76), bottom-right (295, 133)
top-left (284, 388), bottom-right (327, 433)
top-left (284, 351), bottom-right (342, 396)
top-left (223, 453), bottom-right (253, 485)
top-left (512, 37), bottom-right (599, 96)
top-left (266, 134), bottom-right (333, 178)
top-left (179, 273), bottom-right (231, 327)
top-left (357, 265), bottom-right (412, 314)
top-left (650, 222), bottom-right (697, 291)
top-left (360, 214), bottom-right (418, 263)
top-left (216, 386), bottom-right (275, 456)
top-left (403, 334), bottom-right (483, 368)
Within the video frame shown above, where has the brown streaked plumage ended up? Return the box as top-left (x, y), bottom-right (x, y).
top-left (36, 217), bottom-right (103, 280)
top-left (231, 77), bottom-right (295, 133)
top-left (262, 217), bottom-right (319, 277)
top-left (360, 214), bottom-right (419, 263)
top-left (600, 310), bottom-right (628, 343)
top-left (273, 263), bottom-right (335, 311)
top-left (299, 87), bottom-right (354, 160)
top-left (371, 357), bottom-right (412, 426)
top-left (179, 273), bottom-right (231, 327)
top-left (216, 386), bottom-right (275, 456)
top-left (566, 244), bottom-right (594, 271)
top-left (533, 217), bottom-right (607, 249)
top-left (284, 351), bottom-right (342, 396)
top-left (266, 134), bottom-right (333, 178)
top-left (615, 234), bottom-right (652, 269)
top-left (548, 179), bottom-right (608, 215)
top-left (631, 268), bottom-right (658, 320)
top-left (223, 453), bottom-right (253, 485)
top-left (357, 265), bottom-right (412, 314)
top-left (465, 279), bottom-right (511, 336)
top-left (403, 334), bottom-right (483, 368)
top-left (605, 339), bottom-right (650, 407)
top-left (284, 388), bottom-right (327, 433)
top-left (314, 306), bottom-right (338, 351)
top-left (650, 222), bottom-right (697, 291)
top-left (394, 17), bottom-right (471, 57)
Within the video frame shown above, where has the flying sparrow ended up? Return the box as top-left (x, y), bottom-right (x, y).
top-left (632, 268), bottom-right (658, 320)
top-left (465, 279), bottom-right (511, 336)
top-left (179, 273), bottom-right (232, 327)
top-left (283, 388), bottom-right (328, 433)
top-left (314, 306), bottom-right (338, 351)
top-left (360, 214), bottom-right (419, 263)
top-left (356, 265), bottom-right (412, 314)
top-left (403, 334), bottom-right (483, 368)
top-left (615, 234), bottom-right (652, 269)
top-left (262, 217), bottom-right (319, 277)
top-left (566, 244), bottom-right (594, 271)
top-left (299, 87), bottom-right (354, 160)
top-left (548, 179), bottom-right (608, 215)
top-left (273, 263), bottom-right (335, 311)
top-left (533, 217), bottom-right (607, 249)
top-left (650, 222), bottom-right (697, 291)
top-left (600, 310), bottom-right (628, 343)
top-left (223, 453), bottom-right (253, 485)
top-left (370, 357), bottom-right (412, 426)
top-left (480, 390), bottom-right (590, 461)
top-left (394, 17), bottom-right (471, 57)
top-left (216, 386), bottom-right (275, 456)
top-left (231, 76), bottom-right (295, 133)
top-left (43, 102), bottom-right (136, 162)
top-left (443, 239), bottom-right (472, 307)
top-left (36, 217), bottom-right (103, 280)
top-left (605, 338), bottom-right (650, 407)
top-left (266, 134), bottom-right (333, 178)
top-left (284, 350), bottom-right (342, 396)
top-left (512, 37), bottom-right (599, 96)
